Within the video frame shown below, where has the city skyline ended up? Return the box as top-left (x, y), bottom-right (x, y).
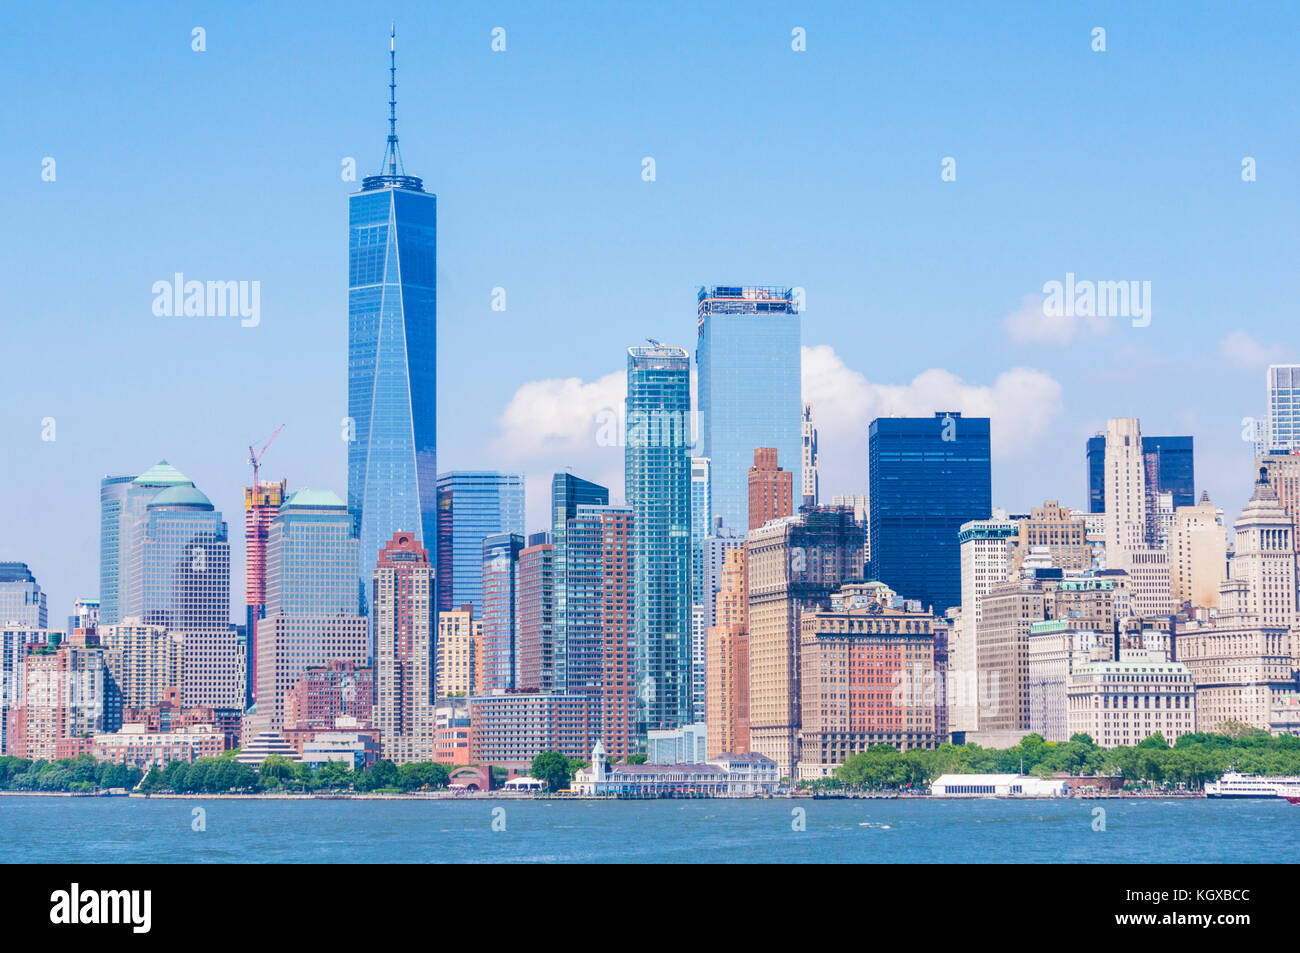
top-left (5, 3), bottom-right (1297, 626)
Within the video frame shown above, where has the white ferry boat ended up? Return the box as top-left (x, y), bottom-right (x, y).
top-left (1204, 772), bottom-right (1300, 799)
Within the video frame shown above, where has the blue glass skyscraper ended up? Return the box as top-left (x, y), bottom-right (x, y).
top-left (867, 413), bottom-right (992, 614)
top-left (435, 472), bottom-right (526, 617)
top-left (551, 472), bottom-right (609, 694)
top-left (348, 32), bottom-right (438, 603)
top-left (696, 286), bottom-right (802, 535)
top-left (626, 344), bottom-right (693, 736)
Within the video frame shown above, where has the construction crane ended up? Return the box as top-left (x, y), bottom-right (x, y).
top-left (248, 424), bottom-right (285, 491)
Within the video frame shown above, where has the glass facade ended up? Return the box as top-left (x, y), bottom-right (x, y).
top-left (626, 344), bottom-right (694, 736)
top-left (550, 473), bottom-right (609, 694)
top-left (690, 457), bottom-right (711, 606)
top-left (97, 475), bottom-right (134, 626)
top-left (868, 413), bottom-right (992, 614)
top-left (480, 532), bottom-right (524, 692)
top-left (436, 472), bottom-right (526, 617)
top-left (1086, 433), bottom-right (1194, 514)
top-left (1268, 365), bottom-right (1300, 451)
top-left (0, 564), bottom-right (47, 630)
top-left (696, 286), bottom-right (801, 536)
top-left (348, 179), bottom-right (438, 607)
top-left (265, 491), bottom-right (361, 618)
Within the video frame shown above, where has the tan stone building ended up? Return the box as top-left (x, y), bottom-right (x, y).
top-left (436, 606), bottom-right (482, 698)
top-left (1170, 492), bottom-right (1226, 609)
top-left (1011, 501), bottom-right (1090, 573)
top-left (706, 548), bottom-right (748, 757)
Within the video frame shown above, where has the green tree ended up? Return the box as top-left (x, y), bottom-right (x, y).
top-left (531, 751), bottom-right (571, 791)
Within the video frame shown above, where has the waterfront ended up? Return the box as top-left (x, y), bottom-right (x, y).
top-left (0, 796), bottom-right (1293, 863)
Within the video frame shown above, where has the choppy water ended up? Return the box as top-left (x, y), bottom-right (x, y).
top-left (1, 796), bottom-right (1292, 863)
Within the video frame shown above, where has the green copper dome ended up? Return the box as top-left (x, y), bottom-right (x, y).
top-left (147, 485), bottom-right (214, 510)
top-left (133, 460), bottom-right (193, 488)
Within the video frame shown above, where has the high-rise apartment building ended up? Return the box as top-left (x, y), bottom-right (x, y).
top-left (436, 606), bottom-right (481, 698)
top-left (626, 344), bottom-right (694, 737)
top-left (748, 447), bottom-right (794, 531)
top-left (550, 473), bottom-right (609, 694)
top-left (516, 534), bottom-right (555, 693)
top-left (1170, 492), bottom-right (1226, 609)
top-left (253, 490), bottom-right (368, 736)
top-left (348, 35), bottom-right (438, 600)
top-left (801, 403), bottom-right (819, 508)
top-left (99, 621), bottom-right (183, 710)
top-left (435, 472), bottom-right (525, 616)
top-left (0, 564), bottom-right (47, 630)
top-left (373, 532), bottom-right (436, 764)
top-left (747, 506), bottom-right (864, 776)
top-left (696, 286), bottom-right (801, 534)
top-left (9, 633), bottom-right (121, 760)
top-left (480, 532), bottom-right (524, 692)
top-left (868, 413), bottom-right (992, 614)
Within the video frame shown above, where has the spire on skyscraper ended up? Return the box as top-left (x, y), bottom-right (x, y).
top-left (364, 24), bottom-right (423, 192)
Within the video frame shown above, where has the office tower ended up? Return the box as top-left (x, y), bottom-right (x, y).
top-left (253, 490), bottom-right (368, 736)
top-left (747, 506), bottom-right (864, 776)
top-left (551, 473), bottom-right (610, 695)
top-left (1066, 655), bottom-right (1195, 746)
top-left (626, 343), bottom-right (694, 737)
top-left (373, 531), bottom-right (436, 764)
top-left (1170, 492), bottom-right (1227, 609)
top-left (564, 504), bottom-right (636, 759)
top-left (1257, 452), bottom-right (1300, 598)
top-left (1087, 432), bottom-right (1194, 516)
top-left (122, 478), bottom-right (237, 710)
top-left (516, 534), bottom-right (555, 693)
top-left (1266, 365), bottom-right (1300, 451)
top-left (68, 598), bottom-right (99, 637)
top-left (748, 447), bottom-right (794, 531)
top-left (799, 582), bottom-right (941, 778)
top-left (1102, 418), bottom-right (1149, 566)
top-left (696, 286), bottom-right (801, 533)
top-left (98, 475), bottom-right (135, 626)
top-left (435, 472), bottom-right (526, 616)
top-left (699, 524), bottom-right (745, 635)
top-left (244, 477), bottom-right (286, 706)
top-left (706, 548), bottom-right (748, 757)
top-left (1227, 469), bottom-right (1297, 630)
top-left (867, 413), bottom-right (992, 613)
top-left (801, 403), bottom-right (819, 508)
top-left (9, 633), bottom-right (121, 760)
top-left (480, 532), bottom-right (524, 692)
top-left (976, 574), bottom-right (1053, 732)
top-left (436, 606), bottom-right (481, 697)
top-left (830, 493), bottom-right (870, 565)
top-left (99, 622), bottom-right (183, 709)
top-left (690, 458), bottom-right (711, 605)
top-left (1010, 501), bottom-right (1090, 573)
top-left (952, 512), bottom-right (1018, 731)
top-left (0, 564), bottom-right (47, 629)
top-left (1026, 621), bottom-right (1112, 742)
top-left (347, 33), bottom-right (438, 599)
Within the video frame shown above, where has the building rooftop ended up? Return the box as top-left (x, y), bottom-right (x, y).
top-left (281, 489), bottom-right (347, 510)
top-left (133, 460), bottom-right (192, 487)
top-left (147, 485), bottom-right (214, 510)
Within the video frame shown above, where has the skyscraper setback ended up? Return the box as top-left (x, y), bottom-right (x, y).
top-left (696, 286), bottom-right (802, 535)
top-left (348, 32), bottom-right (438, 599)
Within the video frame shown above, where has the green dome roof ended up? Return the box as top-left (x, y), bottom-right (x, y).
top-left (147, 485), bottom-right (214, 510)
top-left (133, 460), bottom-right (193, 488)
top-left (281, 489), bottom-right (346, 510)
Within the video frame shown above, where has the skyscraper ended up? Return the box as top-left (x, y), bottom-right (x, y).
top-left (348, 31), bottom-right (438, 601)
top-left (801, 403), bottom-right (819, 508)
top-left (480, 532), bottom-right (524, 692)
top-left (1086, 432), bottom-right (1194, 515)
top-left (97, 475), bottom-right (134, 626)
top-left (516, 534), bottom-right (555, 693)
top-left (690, 457), bottom-right (711, 605)
top-left (1267, 365), bottom-right (1300, 452)
top-left (373, 531), bottom-right (436, 764)
top-left (435, 472), bottom-right (526, 616)
top-left (244, 478), bottom-right (287, 706)
top-left (696, 286), bottom-right (801, 534)
top-left (867, 413), bottom-right (992, 614)
top-left (626, 344), bottom-right (693, 736)
top-left (0, 564), bottom-right (47, 630)
top-left (747, 447), bottom-right (793, 531)
top-left (253, 490), bottom-right (368, 736)
top-left (551, 473), bottom-right (610, 696)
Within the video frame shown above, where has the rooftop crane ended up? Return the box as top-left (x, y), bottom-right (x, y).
top-left (248, 424), bottom-right (285, 491)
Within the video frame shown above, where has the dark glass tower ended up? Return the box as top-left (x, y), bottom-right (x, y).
top-left (550, 473), bottom-right (610, 694)
top-left (867, 413), bottom-right (992, 614)
top-left (1086, 433), bottom-right (1194, 513)
top-left (348, 31), bottom-right (438, 603)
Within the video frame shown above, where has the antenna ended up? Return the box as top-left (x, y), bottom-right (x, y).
top-left (385, 24), bottom-right (402, 177)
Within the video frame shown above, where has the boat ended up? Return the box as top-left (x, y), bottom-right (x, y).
top-left (1204, 772), bottom-right (1300, 798)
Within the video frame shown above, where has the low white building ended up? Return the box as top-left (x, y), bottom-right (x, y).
top-left (930, 773), bottom-right (1067, 797)
top-left (571, 741), bottom-right (779, 797)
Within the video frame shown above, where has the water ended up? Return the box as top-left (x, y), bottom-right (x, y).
top-left (1, 797), bottom-right (1292, 863)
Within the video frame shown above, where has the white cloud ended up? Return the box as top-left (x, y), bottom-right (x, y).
top-left (1003, 292), bottom-right (1109, 346)
top-left (492, 370), bottom-right (626, 458)
top-left (802, 344), bottom-right (1064, 496)
top-left (1219, 329), bottom-right (1293, 370)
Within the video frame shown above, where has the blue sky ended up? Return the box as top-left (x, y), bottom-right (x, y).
top-left (2, 0), bottom-right (1297, 621)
